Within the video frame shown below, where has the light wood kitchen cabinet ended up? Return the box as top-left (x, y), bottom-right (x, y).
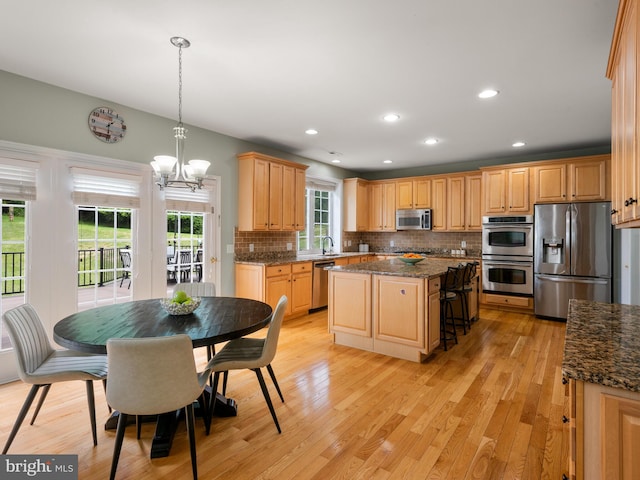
top-left (431, 177), bottom-right (447, 231)
top-left (427, 277), bottom-right (441, 352)
top-left (237, 151), bottom-right (308, 232)
top-left (235, 261), bottom-right (313, 319)
top-left (569, 379), bottom-right (640, 479)
top-left (608, 0), bottom-right (640, 227)
top-left (447, 175), bottom-right (465, 231)
top-left (481, 166), bottom-right (531, 215)
top-left (396, 177), bottom-right (431, 209)
top-left (369, 181), bottom-right (396, 231)
top-left (465, 174), bottom-right (483, 231)
top-left (343, 178), bottom-right (370, 232)
top-left (328, 271), bottom-right (372, 339)
top-left (532, 156), bottom-right (610, 204)
top-left (373, 275), bottom-right (425, 349)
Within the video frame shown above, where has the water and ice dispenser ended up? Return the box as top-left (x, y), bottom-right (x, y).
top-left (541, 238), bottom-right (564, 265)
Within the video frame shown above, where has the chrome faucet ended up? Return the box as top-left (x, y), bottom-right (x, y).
top-left (321, 236), bottom-right (334, 255)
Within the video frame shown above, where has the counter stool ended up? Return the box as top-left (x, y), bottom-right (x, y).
top-left (440, 267), bottom-right (460, 351)
top-left (451, 262), bottom-right (477, 334)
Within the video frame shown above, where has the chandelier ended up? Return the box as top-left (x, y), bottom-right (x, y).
top-left (151, 37), bottom-right (210, 191)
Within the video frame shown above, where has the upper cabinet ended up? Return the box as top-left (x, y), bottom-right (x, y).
top-left (396, 177), bottom-right (431, 209)
top-left (533, 156), bottom-right (610, 204)
top-left (343, 178), bottom-right (370, 232)
top-left (481, 166), bottom-right (531, 215)
top-left (369, 181), bottom-right (396, 231)
top-left (237, 152), bottom-right (308, 232)
top-left (608, 0), bottom-right (640, 227)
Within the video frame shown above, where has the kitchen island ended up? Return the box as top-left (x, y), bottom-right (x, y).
top-left (327, 257), bottom-right (478, 362)
top-left (563, 299), bottom-right (640, 479)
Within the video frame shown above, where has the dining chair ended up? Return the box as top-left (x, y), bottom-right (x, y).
top-left (106, 334), bottom-right (210, 480)
top-left (173, 281), bottom-right (216, 298)
top-left (206, 295), bottom-right (287, 435)
top-left (1, 303), bottom-right (108, 454)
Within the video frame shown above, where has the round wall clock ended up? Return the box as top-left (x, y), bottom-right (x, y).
top-left (88, 107), bottom-right (126, 143)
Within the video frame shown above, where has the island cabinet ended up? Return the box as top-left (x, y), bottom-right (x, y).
top-left (237, 151), bottom-right (308, 232)
top-left (396, 177), bottom-right (431, 209)
top-left (608, 0), bottom-right (640, 227)
top-left (481, 166), bottom-right (531, 215)
top-left (532, 156), bottom-right (610, 204)
top-left (569, 380), bottom-right (640, 479)
top-left (235, 261), bottom-right (313, 319)
top-left (329, 270), bottom-right (441, 362)
top-left (343, 178), bottom-right (370, 232)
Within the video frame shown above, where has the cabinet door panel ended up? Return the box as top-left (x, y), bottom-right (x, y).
top-left (266, 274), bottom-right (290, 314)
top-left (483, 170), bottom-right (506, 213)
top-left (397, 180), bottom-right (413, 209)
top-left (570, 160), bottom-right (607, 201)
top-left (254, 159), bottom-right (270, 230)
top-left (507, 167), bottom-right (530, 212)
top-left (414, 178), bottom-right (431, 208)
top-left (431, 178), bottom-right (447, 230)
top-left (295, 168), bottom-right (306, 230)
top-left (329, 272), bottom-right (371, 336)
top-left (534, 164), bottom-right (567, 203)
top-left (447, 176), bottom-right (465, 230)
top-left (291, 272), bottom-right (312, 313)
top-left (282, 165), bottom-right (295, 230)
top-left (373, 275), bottom-right (424, 348)
top-left (268, 162), bottom-right (283, 230)
top-left (466, 174), bottom-right (482, 230)
top-left (601, 393), bottom-right (640, 480)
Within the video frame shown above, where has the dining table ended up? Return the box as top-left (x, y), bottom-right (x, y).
top-left (53, 296), bottom-right (273, 458)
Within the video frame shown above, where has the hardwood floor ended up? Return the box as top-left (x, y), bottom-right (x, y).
top-left (0, 307), bottom-right (569, 479)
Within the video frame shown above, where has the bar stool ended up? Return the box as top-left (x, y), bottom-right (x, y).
top-left (440, 266), bottom-right (461, 351)
top-left (451, 262), bottom-right (476, 334)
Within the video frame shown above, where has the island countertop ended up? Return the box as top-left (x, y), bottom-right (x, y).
top-left (326, 257), bottom-right (476, 279)
top-left (563, 299), bottom-right (640, 393)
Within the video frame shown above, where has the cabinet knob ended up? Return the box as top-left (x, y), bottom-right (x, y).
top-left (611, 209), bottom-right (618, 215)
top-left (562, 377), bottom-right (568, 385)
top-left (562, 415), bottom-right (569, 424)
top-left (562, 475), bottom-right (569, 480)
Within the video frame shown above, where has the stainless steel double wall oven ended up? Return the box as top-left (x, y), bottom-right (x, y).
top-left (482, 215), bottom-right (534, 296)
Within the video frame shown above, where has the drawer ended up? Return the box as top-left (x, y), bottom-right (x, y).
top-left (484, 293), bottom-right (532, 308)
top-left (266, 264), bottom-right (291, 277)
top-left (292, 262), bottom-right (312, 274)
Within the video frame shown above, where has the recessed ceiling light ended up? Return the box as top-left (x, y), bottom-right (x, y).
top-left (383, 159), bottom-right (393, 164)
top-left (512, 141), bottom-right (526, 148)
top-left (478, 89), bottom-right (499, 99)
top-left (305, 129), bottom-right (318, 135)
top-left (424, 138), bottom-right (439, 145)
top-left (383, 113), bottom-right (400, 122)
top-left (331, 159), bottom-right (341, 164)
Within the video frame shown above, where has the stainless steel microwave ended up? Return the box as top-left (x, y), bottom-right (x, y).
top-left (396, 209), bottom-right (432, 230)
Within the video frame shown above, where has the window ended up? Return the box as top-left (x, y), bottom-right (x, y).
top-left (71, 167), bottom-right (141, 311)
top-left (166, 210), bottom-right (204, 294)
top-left (298, 178), bottom-right (337, 254)
top-left (77, 206), bottom-right (133, 310)
top-left (0, 159), bottom-right (36, 351)
top-left (0, 200), bottom-right (27, 350)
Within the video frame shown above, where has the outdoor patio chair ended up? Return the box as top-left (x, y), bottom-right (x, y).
top-left (119, 249), bottom-right (132, 289)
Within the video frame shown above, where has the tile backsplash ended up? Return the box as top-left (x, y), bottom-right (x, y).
top-left (234, 228), bottom-right (482, 257)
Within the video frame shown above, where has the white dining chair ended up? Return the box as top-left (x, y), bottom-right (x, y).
top-left (106, 334), bottom-right (211, 480)
top-left (2, 303), bottom-right (108, 453)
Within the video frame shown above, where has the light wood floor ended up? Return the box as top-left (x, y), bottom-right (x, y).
top-left (0, 307), bottom-right (569, 479)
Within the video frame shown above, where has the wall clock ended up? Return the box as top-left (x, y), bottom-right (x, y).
top-left (88, 107), bottom-right (126, 143)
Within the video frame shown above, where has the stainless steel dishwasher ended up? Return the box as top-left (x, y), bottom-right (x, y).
top-left (312, 260), bottom-right (335, 309)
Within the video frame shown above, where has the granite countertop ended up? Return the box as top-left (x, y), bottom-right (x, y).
top-left (235, 251), bottom-right (480, 266)
top-left (326, 257), bottom-right (477, 279)
top-left (563, 299), bottom-right (640, 393)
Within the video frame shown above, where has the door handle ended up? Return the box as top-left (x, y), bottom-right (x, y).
top-left (209, 257), bottom-right (217, 264)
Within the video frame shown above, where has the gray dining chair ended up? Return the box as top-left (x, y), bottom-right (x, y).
top-left (106, 334), bottom-right (211, 480)
top-left (206, 295), bottom-right (287, 434)
top-left (173, 281), bottom-right (216, 298)
top-left (1, 303), bottom-right (108, 454)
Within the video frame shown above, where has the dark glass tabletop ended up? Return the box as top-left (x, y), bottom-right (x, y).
top-left (53, 296), bottom-right (273, 354)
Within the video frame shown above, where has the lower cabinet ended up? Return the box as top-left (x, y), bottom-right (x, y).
top-left (569, 379), bottom-right (640, 479)
top-left (235, 261), bottom-right (312, 318)
top-left (329, 271), bottom-right (441, 362)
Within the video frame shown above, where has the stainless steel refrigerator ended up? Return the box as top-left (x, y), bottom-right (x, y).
top-left (534, 202), bottom-right (612, 320)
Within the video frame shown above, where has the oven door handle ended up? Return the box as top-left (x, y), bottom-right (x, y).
top-left (485, 261), bottom-right (532, 268)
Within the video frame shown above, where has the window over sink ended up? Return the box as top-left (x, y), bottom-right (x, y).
top-left (297, 177), bottom-right (340, 255)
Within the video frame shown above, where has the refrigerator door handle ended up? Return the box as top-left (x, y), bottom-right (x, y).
top-left (535, 274), bottom-right (609, 285)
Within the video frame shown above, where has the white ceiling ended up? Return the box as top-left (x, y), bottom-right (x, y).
top-left (0, 0), bottom-right (618, 173)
